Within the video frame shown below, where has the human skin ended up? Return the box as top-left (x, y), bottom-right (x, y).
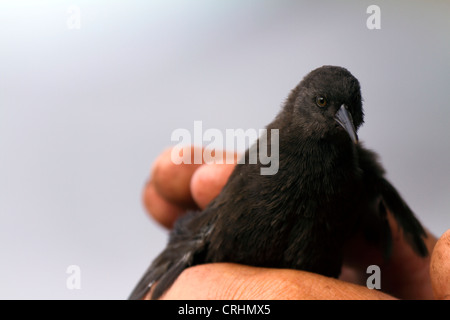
top-left (141, 147), bottom-right (450, 300)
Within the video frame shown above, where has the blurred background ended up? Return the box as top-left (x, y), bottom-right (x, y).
top-left (0, 0), bottom-right (449, 299)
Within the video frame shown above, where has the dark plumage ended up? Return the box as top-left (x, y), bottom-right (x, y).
top-left (129, 66), bottom-right (427, 300)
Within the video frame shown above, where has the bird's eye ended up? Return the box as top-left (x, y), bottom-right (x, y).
top-left (316, 96), bottom-right (327, 108)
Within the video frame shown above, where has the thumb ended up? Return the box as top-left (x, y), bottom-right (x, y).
top-left (430, 229), bottom-right (450, 300)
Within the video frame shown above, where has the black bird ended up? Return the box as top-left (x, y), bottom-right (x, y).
top-left (129, 66), bottom-right (428, 300)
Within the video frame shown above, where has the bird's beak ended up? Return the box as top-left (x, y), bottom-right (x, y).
top-left (335, 104), bottom-right (358, 144)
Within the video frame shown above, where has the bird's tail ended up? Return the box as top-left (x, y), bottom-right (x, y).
top-left (128, 244), bottom-right (196, 300)
top-left (129, 211), bottom-right (211, 300)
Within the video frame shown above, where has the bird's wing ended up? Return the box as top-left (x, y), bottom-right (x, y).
top-left (377, 177), bottom-right (428, 257)
top-left (357, 145), bottom-right (428, 258)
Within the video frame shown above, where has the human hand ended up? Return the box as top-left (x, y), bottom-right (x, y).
top-left (142, 147), bottom-right (450, 300)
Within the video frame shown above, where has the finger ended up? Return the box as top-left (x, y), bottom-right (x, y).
top-left (144, 147), bottom-right (235, 227)
top-left (151, 147), bottom-right (204, 209)
top-left (160, 263), bottom-right (395, 300)
top-left (142, 181), bottom-right (185, 229)
top-left (338, 265), bottom-right (367, 285)
top-left (343, 212), bottom-right (437, 299)
top-left (430, 229), bottom-right (450, 300)
top-left (379, 226), bottom-right (436, 300)
top-left (190, 163), bottom-right (236, 209)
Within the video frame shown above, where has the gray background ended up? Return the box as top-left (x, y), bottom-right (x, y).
top-left (0, 0), bottom-right (449, 299)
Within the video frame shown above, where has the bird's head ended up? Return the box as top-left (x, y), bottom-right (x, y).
top-left (286, 65), bottom-right (364, 144)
